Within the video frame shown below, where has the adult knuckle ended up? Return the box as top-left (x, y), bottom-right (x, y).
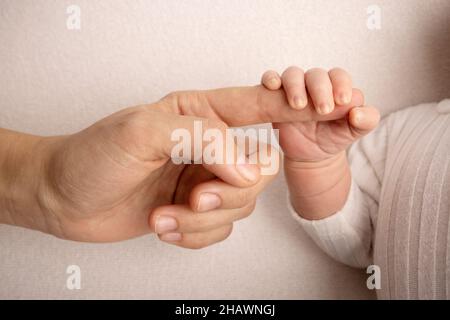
top-left (235, 188), bottom-right (252, 206)
top-left (193, 212), bottom-right (221, 232)
top-left (113, 109), bottom-right (170, 162)
top-left (161, 91), bottom-right (179, 104)
top-left (118, 110), bottom-right (147, 136)
top-left (162, 90), bottom-right (201, 115)
top-left (245, 200), bottom-right (257, 216)
top-left (237, 200), bottom-right (257, 219)
top-left (222, 224), bottom-right (234, 240)
top-left (113, 111), bottom-right (149, 150)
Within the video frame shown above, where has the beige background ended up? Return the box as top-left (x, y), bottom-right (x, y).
top-left (0, 0), bottom-right (449, 299)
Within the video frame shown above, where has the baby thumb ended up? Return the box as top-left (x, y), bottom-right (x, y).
top-left (348, 106), bottom-right (380, 137)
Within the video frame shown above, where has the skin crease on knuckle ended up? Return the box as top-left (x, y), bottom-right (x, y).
top-left (170, 89), bottom-right (215, 118)
top-left (233, 188), bottom-right (254, 209)
top-left (160, 90), bottom-right (186, 114)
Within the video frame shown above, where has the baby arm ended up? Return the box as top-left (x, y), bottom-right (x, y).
top-left (261, 67), bottom-right (383, 267)
top-left (292, 125), bottom-right (387, 268)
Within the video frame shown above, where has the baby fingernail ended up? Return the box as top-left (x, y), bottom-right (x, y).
top-left (293, 96), bottom-right (306, 109)
top-left (354, 110), bottom-right (364, 124)
top-left (197, 193), bottom-right (222, 212)
top-left (319, 103), bottom-right (333, 114)
top-left (155, 216), bottom-right (178, 233)
top-left (268, 77), bottom-right (279, 87)
top-left (339, 92), bottom-right (351, 105)
top-left (160, 232), bottom-right (182, 242)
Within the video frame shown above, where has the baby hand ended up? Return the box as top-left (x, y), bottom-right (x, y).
top-left (261, 67), bottom-right (380, 163)
top-left (261, 66), bottom-right (380, 219)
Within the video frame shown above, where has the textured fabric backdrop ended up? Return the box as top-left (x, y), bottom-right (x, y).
top-left (0, 0), bottom-right (449, 299)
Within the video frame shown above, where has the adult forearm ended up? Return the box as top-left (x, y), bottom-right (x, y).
top-left (285, 151), bottom-right (352, 220)
top-left (0, 128), bottom-right (58, 232)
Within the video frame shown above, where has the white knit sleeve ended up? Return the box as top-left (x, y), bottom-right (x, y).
top-left (289, 117), bottom-right (389, 269)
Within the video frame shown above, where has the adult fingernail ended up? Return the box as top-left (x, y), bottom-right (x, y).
top-left (236, 163), bottom-right (260, 182)
top-left (155, 216), bottom-right (178, 234)
top-left (197, 193), bottom-right (222, 212)
top-left (293, 96), bottom-right (307, 109)
top-left (160, 232), bottom-right (182, 242)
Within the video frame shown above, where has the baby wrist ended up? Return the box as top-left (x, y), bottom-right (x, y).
top-left (285, 151), bottom-right (352, 220)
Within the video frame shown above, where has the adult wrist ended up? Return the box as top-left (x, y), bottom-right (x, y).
top-left (0, 131), bottom-right (64, 234)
